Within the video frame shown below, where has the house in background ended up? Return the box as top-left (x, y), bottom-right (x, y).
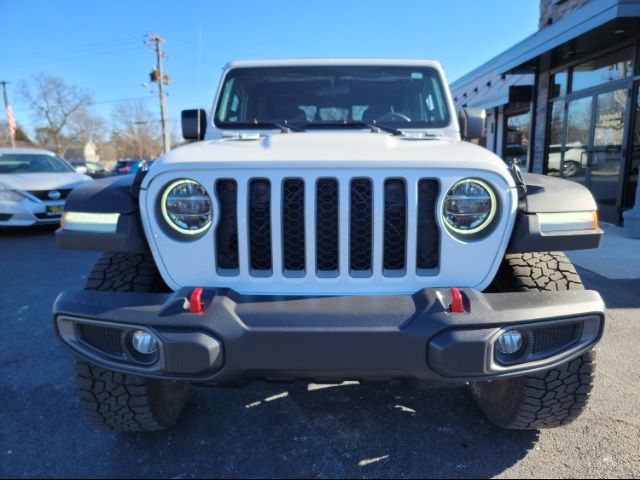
top-left (451, 0), bottom-right (640, 227)
top-left (64, 140), bottom-right (100, 163)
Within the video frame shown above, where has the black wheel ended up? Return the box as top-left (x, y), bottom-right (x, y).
top-left (473, 252), bottom-right (596, 430)
top-left (74, 253), bottom-right (190, 432)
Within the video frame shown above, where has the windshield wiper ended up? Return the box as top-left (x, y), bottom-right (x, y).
top-left (302, 121), bottom-right (403, 135)
top-left (249, 120), bottom-right (305, 133)
top-left (360, 121), bottom-right (403, 136)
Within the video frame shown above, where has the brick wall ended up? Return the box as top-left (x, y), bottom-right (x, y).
top-left (539, 0), bottom-right (591, 29)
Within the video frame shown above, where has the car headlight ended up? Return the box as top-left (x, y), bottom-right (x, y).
top-left (160, 179), bottom-right (213, 235)
top-left (0, 187), bottom-right (25, 203)
top-left (443, 178), bottom-right (498, 236)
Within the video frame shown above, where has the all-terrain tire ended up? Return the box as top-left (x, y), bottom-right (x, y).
top-left (472, 252), bottom-right (596, 430)
top-left (74, 253), bottom-right (190, 432)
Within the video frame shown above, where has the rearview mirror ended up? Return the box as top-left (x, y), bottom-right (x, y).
top-left (182, 109), bottom-right (207, 141)
top-left (458, 107), bottom-right (485, 141)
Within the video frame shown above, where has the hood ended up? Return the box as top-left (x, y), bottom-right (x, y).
top-left (155, 131), bottom-right (510, 174)
top-left (0, 172), bottom-right (92, 191)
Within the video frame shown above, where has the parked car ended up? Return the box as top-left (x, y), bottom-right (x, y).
top-left (547, 142), bottom-right (587, 177)
top-left (71, 161), bottom-right (110, 179)
top-left (55, 59), bottom-right (604, 433)
top-left (0, 147), bottom-right (92, 226)
top-left (113, 159), bottom-right (149, 175)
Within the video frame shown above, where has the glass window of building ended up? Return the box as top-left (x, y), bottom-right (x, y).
top-left (550, 71), bottom-right (568, 98)
top-left (626, 85), bottom-right (640, 210)
top-left (546, 100), bottom-right (565, 176)
top-left (561, 96), bottom-right (593, 179)
top-left (571, 46), bottom-right (634, 93)
top-left (504, 111), bottom-right (530, 167)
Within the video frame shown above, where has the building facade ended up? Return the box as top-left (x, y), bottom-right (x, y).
top-left (451, 0), bottom-right (640, 226)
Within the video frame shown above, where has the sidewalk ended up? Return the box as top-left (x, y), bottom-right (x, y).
top-left (567, 223), bottom-right (640, 280)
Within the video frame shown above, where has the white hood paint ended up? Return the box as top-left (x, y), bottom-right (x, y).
top-left (0, 172), bottom-right (92, 191)
top-left (146, 132), bottom-right (515, 188)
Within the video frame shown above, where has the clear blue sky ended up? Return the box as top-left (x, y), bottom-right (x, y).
top-left (1, 0), bottom-right (539, 136)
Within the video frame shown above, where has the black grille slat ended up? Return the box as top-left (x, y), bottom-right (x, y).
top-left (417, 179), bottom-right (440, 271)
top-left (350, 178), bottom-right (373, 273)
top-left (249, 179), bottom-right (272, 272)
top-left (282, 179), bottom-right (305, 272)
top-left (78, 324), bottom-right (124, 356)
top-left (532, 324), bottom-right (581, 354)
top-left (383, 179), bottom-right (407, 271)
top-left (29, 189), bottom-right (72, 201)
top-left (213, 176), bottom-right (441, 280)
top-left (215, 180), bottom-right (239, 272)
top-left (316, 178), bottom-right (339, 273)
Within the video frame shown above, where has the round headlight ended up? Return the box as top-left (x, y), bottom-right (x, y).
top-left (161, 179), bottom-right (212, 235)
top-left (443, 179), bottom-right (497, 235)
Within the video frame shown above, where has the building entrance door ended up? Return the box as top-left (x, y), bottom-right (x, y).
top-left (561, 87), bottom-right (628, 223)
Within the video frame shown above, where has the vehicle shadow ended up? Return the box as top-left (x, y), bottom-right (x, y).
top-left (577, 266), bottom-right (640, 309)
top-left (0, 224), bottom-right (58, 238)
top-left (109, 381), bottom-right (538, 478)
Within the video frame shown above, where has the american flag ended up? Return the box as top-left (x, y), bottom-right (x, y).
top-left (6, 103), bottom-right (16, 141)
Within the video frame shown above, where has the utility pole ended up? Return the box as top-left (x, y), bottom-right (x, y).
top-left (1, 81), bottom-right (16, 147)
top-left (146, 33), bottom-right (170, 153)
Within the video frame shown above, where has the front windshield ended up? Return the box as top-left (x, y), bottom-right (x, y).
top-left (0, 153), bottom-right (75, 174)
top-left (215, 66), bottom-right (450, 129)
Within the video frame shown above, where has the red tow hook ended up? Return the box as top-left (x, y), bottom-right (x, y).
top-left (449, 287), bottom-right (464, 313)
top-left (189, 287), bottom-right (204, 313)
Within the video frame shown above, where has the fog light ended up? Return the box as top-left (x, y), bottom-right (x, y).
top-left (131, 330), bottom-right (159, 355)
top-left (496, 330), bottom-right (524, 355)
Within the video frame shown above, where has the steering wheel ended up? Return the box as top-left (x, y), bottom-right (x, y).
top-left (376, 111), bottom-right (412, 123)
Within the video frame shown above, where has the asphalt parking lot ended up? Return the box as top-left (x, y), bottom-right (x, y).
top-left (1, 227), bottom-right (639, 478)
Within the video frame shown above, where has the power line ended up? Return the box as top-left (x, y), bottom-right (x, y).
top-left (12, 95), bottom-right (154, 113)
top-left (1, 45), bottom-right (142, 68)
top-left (0, 37), bottom-right (140, 64)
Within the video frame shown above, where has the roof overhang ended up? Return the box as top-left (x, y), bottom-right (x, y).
top-left (499, 0), bottom-right (640, 74)
top-left (453, 74), bottom-right (534, 110)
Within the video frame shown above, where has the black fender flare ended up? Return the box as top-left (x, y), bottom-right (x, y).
top-left (508, 173), bottom-right (602, 253)
top-left (56, 173), bottom-right (149, 253)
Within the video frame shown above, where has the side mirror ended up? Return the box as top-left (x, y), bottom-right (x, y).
top-left (458, 107), bottom-right (486, 141)
top-left (181, 109), bottom-right (207, 141)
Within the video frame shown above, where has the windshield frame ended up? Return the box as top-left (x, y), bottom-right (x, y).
top-left (0, 152), bottom-right (76, 174)
top-left (213, 65), bottom-right (452, 131)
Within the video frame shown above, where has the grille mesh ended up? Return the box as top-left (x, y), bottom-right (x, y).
top-left (29, 189), bottom-right (72, 201)
top-left (417, 179), bottom-right (440, 271)
top-left (215, 179), bottom-right (239, 272)
top-left (249, 179), bottom-right (272, 271)
top-left (282, 179), bottom-right (305, 272)
top-left (78, 324), bottom-right (124, 356)
top-left (532, 324), bottom-right (580, 354)
top-left (316, 178), bottom-right (339, 273)
top-left (383, 179), bottom-right (407, 271)
top-left (350, 178), bottom-right (373, 273)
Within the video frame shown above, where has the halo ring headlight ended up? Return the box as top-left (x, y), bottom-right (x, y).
top-left (443, 178), bottom-right (498, 236)
top-left (160, 179), bottom-right (213, 235)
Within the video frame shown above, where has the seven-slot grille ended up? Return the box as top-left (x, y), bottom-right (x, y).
top-left (214, 177), bottom-right (439, 278)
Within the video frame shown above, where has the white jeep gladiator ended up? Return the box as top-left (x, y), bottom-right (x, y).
top-left (54, 59), bottom-right (604, 432)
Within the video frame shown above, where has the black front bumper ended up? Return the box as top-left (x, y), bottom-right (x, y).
top-left (53, 288), bottom-right (605, 384)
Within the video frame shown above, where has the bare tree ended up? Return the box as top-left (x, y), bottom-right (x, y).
top-left (110, 100), bottom-right (162, 159)
top-left (20, 74), bottom-right (97, 155)
top-left (0, 120), bottom-right (33, 147)
top-left (68, 108), bottom-right (106, 144)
